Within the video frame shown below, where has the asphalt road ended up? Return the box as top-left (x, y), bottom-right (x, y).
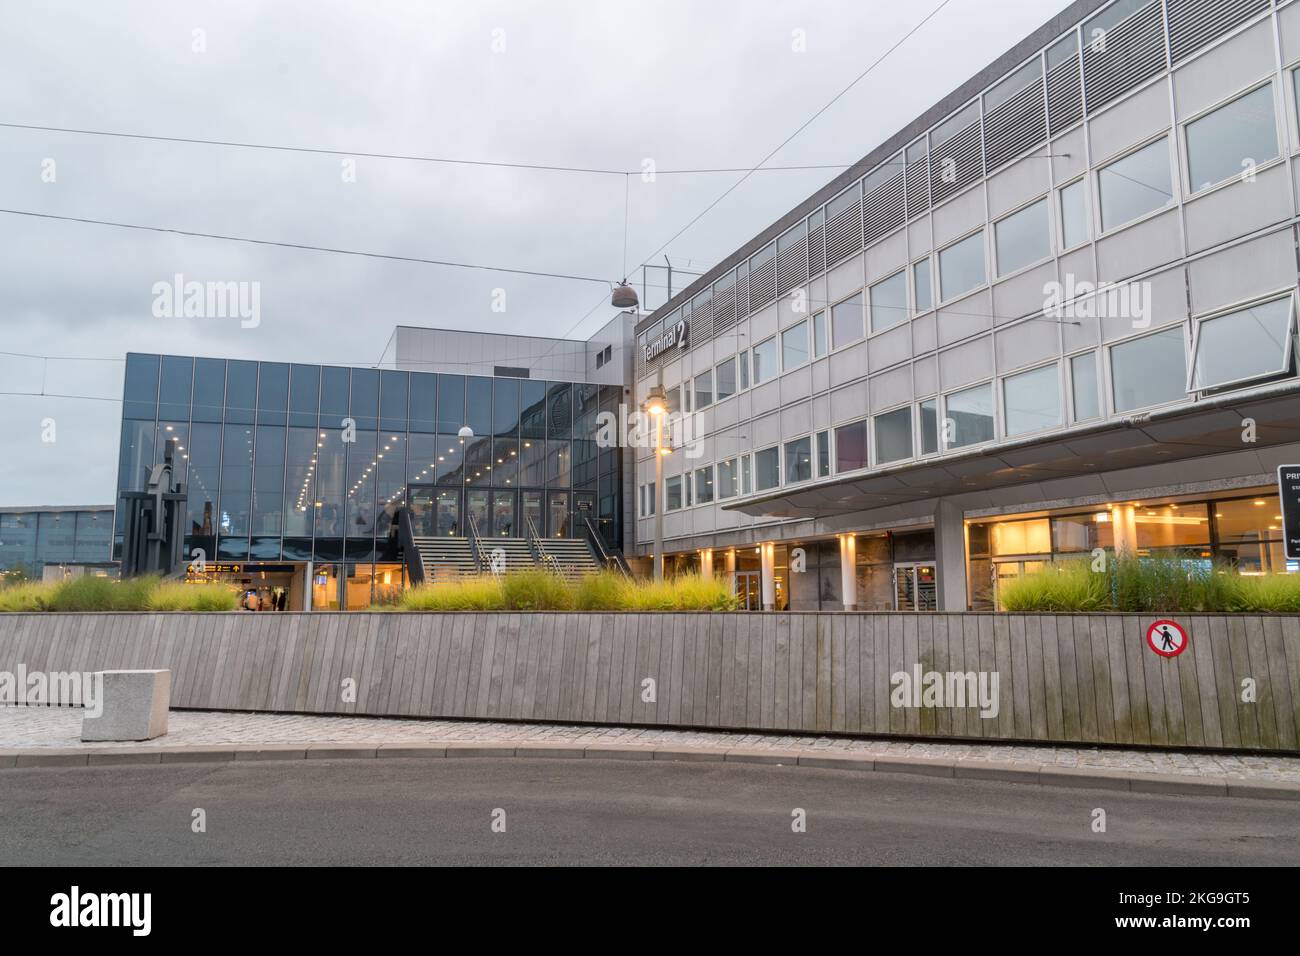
top-left (2, 758), bottom-right (1298, 865)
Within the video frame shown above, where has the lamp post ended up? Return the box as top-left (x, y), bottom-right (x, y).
top-left (642, 384), bottom-right (668, 582)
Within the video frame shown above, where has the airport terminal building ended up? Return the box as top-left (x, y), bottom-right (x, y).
top-left (110, 0), bottom-right (1300, 612)
top-left (629, 0), bottom-right (1300, 610)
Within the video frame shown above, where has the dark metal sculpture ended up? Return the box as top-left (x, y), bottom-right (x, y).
top-left (119, 437), bottom-right (188, 578)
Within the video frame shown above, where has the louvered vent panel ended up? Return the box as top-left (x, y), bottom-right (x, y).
top-left (1167, 0), bottom-right (1269, 64)
top-left (1046, 57), bottom-right (1083, 132)
top-left (930, 122), bottom-right (982, 203)
top-left (862, 172), bottom-right (905, 247)
top-left (1082, 3), bottom-right (1165, 112)
top-left (905, 160), bottom-right (930, 218)
top-left (713, 283), bottom-right (737, 332)
top-left (735, 274), bottom-right (749, 319)
top-left (807, 223), bottom-right (825, 277)
top-left (692, 297), bottom-right (713, 342)
top-left (983, 82), bottom-right (1046, 173)
top-left (776, 240), bottom-right (806, 297)
top-left (748, 258), bottom-right (776, 310)
top-left (823, 200), bottom-right (862, 268)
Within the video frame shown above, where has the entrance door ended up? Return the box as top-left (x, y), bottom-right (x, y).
top-left (522, 491), bottom-right (543, 538)
top-left (547, 491), bottom-right (569, 538)
top-left (434, 488), bottom-right (460, 537)
top-left (490, 491), bottom-right (516, 538)
top-left (894, 562), bottom-right (937, 610)
top-left (407, 486), bottom-right (436, 536)
top-left (574, 492), bottom-right (595, 536)
top-left (735, 571), bottom-right (761, 610)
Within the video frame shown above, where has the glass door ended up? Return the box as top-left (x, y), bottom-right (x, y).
top-left (894, 562), bottom-right (937, 610)
top-left (735, 571), bottom-right (761, 610)
top-left (407, 485), bottom-right (436, 536)
top-left (466, 489), bottom-right (490, 537)
top-left (522, 491), bottom-right (543, 538)
top-left (434, 488), bottom-right (460, 537)
top-left (547, 491), bottom-right (570, 538)
top-left (490, 491), bottom-right (516, 538)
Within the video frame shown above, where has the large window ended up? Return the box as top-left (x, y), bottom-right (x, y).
top-left (717, 458), bottom-right (741, 499)
top-left (831, 292), bottom-right (864, 347)
top-left (693, 370), bottom-right (713, 410)
top-left (1003, 364), bottom-right (1060, 436)
top-left (945, 383), bottom-right (995, 448)
top-left (939, 231), bottom-right (985, 302)
top-left (752, 337), bottom-right (778, 384)
top-left (715, 358), bottom-right (737, 401)
top-left (694, 466), bottom-right (714, 505)
top-left (874, 407), bottom-right (912, 464)
top-left (1186, 84), bottom-right (1278, 194)
top-left (834, 419), bottom-right (868, 472)
top-left (782, 320), bottom-right (809, 369)
top-left (1059, 180), bottom-right (1088, 249)
top-left (1111, 326), bottom-right (1186, 412)
top-left (1098, 138), bottom-right (1172, 232)
top-left (1191, 296), bottom-right (1294, 392)
top-left (994, 199), bottom-right (1049, 276)
top-left (869, 271), bottom-right (908, 333)
top-left (665, 475), bottom-right (683, 511)
top-left (812, 312), bottom-right (827, 358)
top-left (754, 447), bottom-right (780, 491)
top-left (1071, 352), bottom-right (1100, 421)
top-left (784, 437), bottom-right (812, 484)
top-left (920, 399), bottom-right (939, 455)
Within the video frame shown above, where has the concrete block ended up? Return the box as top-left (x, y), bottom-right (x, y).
top-left (81, 670), bottom-right (170, 742)
top-left (1039, 766), bottom-right (1133, 791)
top-left (724, 749), bottom-right (804, 765)
top-left (1226, 779), bottom-right (1300, 801)
top-left (233, 746), bottom-right (308, 761)
top-left (1128, 773), bottom-right (1229, 797)
top-left (444, 743), bottom-right (516, 758)
top-left (15, 751), bottom-right (89, 768)
top-left (797, 753), bottom-right (875, 772)
top-left (953, 760), bottom-right (1042, 784)
top-left (584, 745), bottom-right (655, 761)
top-left (873, 756), bottom-right (956, 778)
top-left (305, 745), bottom-right (378, 760)
top-left (511, 744), bottom-right (587, 759)
top-left (376, 744), bottom-right (448, 759)
top-left (159, 748), bottom-right (237, 764)
top-left (87, 750), bottom-right (162, 767)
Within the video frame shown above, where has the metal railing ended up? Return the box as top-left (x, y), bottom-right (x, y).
top-left (395, 506), bottom-right (425, 586)
top-left (525, 515), bottom-right (563, 576)
top-left (582, 514), bottom-right (630, 578)
top-left (465, 511), bottom-right (490, 574)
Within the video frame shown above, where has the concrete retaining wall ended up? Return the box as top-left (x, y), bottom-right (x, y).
top-left (2, 612), bottom-right (1298, 752)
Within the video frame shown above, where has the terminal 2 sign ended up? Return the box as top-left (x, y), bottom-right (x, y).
top-left (645, 319), bottom-right (688, 362)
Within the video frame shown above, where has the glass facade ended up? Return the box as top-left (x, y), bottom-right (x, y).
top-left (0, 509), bottom-right (114, 578)
top-left (115, 354), bottom-right (624, 571)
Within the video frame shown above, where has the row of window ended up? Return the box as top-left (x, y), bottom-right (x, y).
top-left (639, 291), bottom-right (1297, 511)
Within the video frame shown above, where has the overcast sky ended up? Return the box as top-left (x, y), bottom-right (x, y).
top-left (0, 0), bottom-right (1070, 506)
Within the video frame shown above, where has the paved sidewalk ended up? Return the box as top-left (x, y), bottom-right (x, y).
top-left (3, 705), bottom-right (1300, 784)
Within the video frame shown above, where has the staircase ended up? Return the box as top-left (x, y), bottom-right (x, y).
top-left (537, 537), bottom-right (602, 579)
top-left (477, 537), bottom-right (535, 574)
top-left (411, 536), bottom-right (480, 581)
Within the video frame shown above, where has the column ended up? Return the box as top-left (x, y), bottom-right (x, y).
top-left (700, 549), bottom-right (714, 578)
top-left (839, 534), bottom-right (858, 611)
top-left (303, 560), bottom-right (314, 612)
top-left (932, 498), bottom-right (968, 611)
top-left (1111, 504), bottom-right (1138, 556)
top-left (724, 549), bottom-right (737, 576)
top-left (760, 542), bottom-right (776, 611)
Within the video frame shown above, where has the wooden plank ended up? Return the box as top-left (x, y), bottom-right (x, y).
top-left (1262, 617), bottom-right (1297, 751)
top-left (844, 615), bottom-right (862, 734)
top-left (1244, 615), bottom-right (1280, 750)
top-left (1281, 616), bottom-right (1300, 747)
top-left (1038, 616), bottom-right (1064, 742)
top-left (1174, 614), bottom-right (1204, 747)
top-left (1054, 616), bottom-right (1080, 742)
top-left (748, 614), bottom-right (766, 729)
top-left (1136, 614), bottom-right (1169, 746)
top-left (1024, 616), bottom-right (1049, 740)
top-left (914, 614), bottom-right (934, 737)
top-left (1226, 616), bottom-right (1257, 748)
top-left (759, 614), bottom-right (776, 730)
top-left (991, 614), bottom-right (1015, 740)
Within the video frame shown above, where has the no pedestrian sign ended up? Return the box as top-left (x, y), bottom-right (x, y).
top-left (1146, 619), bottom-right (1187, 658)
top-left (1279, 465), bottom-right (1300, 560)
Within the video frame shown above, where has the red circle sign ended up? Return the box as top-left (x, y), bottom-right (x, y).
top-left (1146, 619), bottom-right (1188, 658)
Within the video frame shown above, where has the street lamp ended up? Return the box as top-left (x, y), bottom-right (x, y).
top-left (642, 384), bottom-right (668, 581)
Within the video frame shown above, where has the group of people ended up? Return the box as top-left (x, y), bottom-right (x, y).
top-left (242, 589), bottom-right (287, 612)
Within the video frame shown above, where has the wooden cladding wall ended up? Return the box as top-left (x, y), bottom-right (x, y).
top-left (2, 613), bottom-right (1298, 752)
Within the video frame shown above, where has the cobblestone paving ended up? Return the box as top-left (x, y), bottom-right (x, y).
top-left (3, 705), bottom-right (1299, 781)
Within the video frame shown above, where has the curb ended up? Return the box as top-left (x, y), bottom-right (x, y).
top-left (0, 742), bottom-right (1296, 800)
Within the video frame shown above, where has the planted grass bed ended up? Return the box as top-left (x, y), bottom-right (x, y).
top-left (398, 569), bottom-right (739, 612)
top-left (998, 556), bottom-right (1300, 613)
top-left (0, 575), bottom-right (239, 612)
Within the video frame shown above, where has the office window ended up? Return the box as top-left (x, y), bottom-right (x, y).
top-left (716, 358), bottom-right (737, 400)
top-left (753, 337), bottom-right (778, 383)
top-left (694, 465), bottom-right (714, 505)
top-left (1098, 138), bottom-right (1172, 231)
top-left (665, 475), bottom-right (683, 511)
top-left (1186, 84), bottom-right (1278, 194)
top-left (994, 199), bottom-right (1049, 276)
top-left (782, 320), bottom-right (809, 369)
top-left (783, 436), bottom-right (812, 484)
top-left (1191, 296), bottom-right (1294, 391)
top-left (693, 370), bottom-right (713, 410)
top-left (869, 271), bottom-right (908, 333)
top-left (945, 383), bottom-right (995, 448)
top-left (1003, 364), bottom-right (1060, 436)
top-left (812, 312), bottom-right (827, 358)
top-left (920, 398), bottom-right (939, 454)
top-left (831, 292), bottom-right (865, 347)
top-left (666, 385), bottom-right (681, 414)
top-left (939, 231), bottom-right (985, 301)
top-left (741, 455), bottom-right (752, 495)
top-left (834, 419), bottom-right (869, 472)
top-left (717, 458), bottom-right (740, 499)
top-left (754, 447), bottom-right (780, 491)
top-left (1060, 180), bottom-right (1088, 249)
top-left (1111, 327), bottom-right (1186, 412)
top-left (1070, 352), bottom-right (1101, 421)
top-left (913, 259), bottom-right (933, 314)
top-left (739, 350), bottom-right (750, 390)
top-left (874, 407), bottom-right (912, 464)
top-left (815, 431), bottom-right (830, 477)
